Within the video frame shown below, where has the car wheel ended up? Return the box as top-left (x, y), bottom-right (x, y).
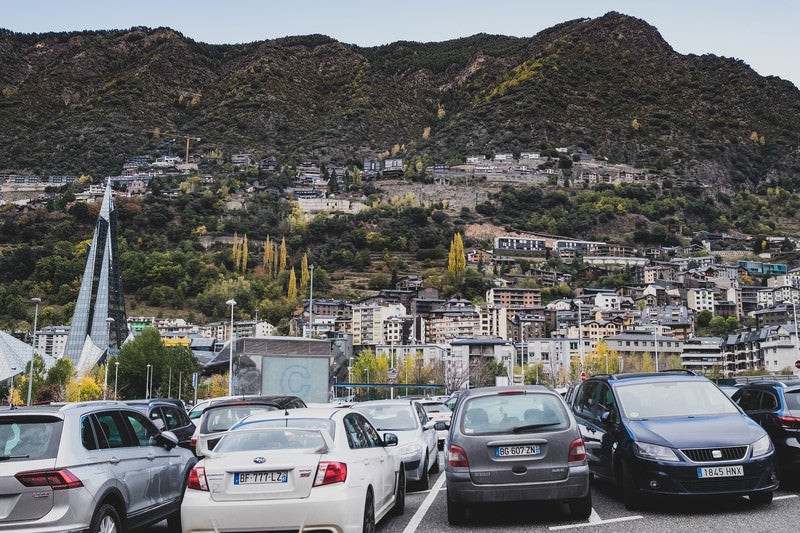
top-left (621, 461), bottom-right (644, 511)
top-left (750, 491), bottom-right (774, 505)
top-left (415, 457), bottom-right (430, 491)
top-left (390, 468), bottom-right (406, 516)
top-left (568, 491), bottom-right (592, 520)
top-left (362, 489), bottom-right (376, 533)
top-left (89, 503), bottom-right (121, 533)
top-left (430, 449), bottom-right (440, 474)
top-left (447, 496), bottom-right (467, 525)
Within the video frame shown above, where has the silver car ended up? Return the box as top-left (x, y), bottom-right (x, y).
top-left (444, 386), bottom-right (591, 524)
top-left (0, 401), bottom-right (197, 533)
top-left (352, 399), bottom-right (439, 490)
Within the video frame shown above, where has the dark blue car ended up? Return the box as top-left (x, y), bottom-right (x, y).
top-left (568, 371), bottom-right (778, 509)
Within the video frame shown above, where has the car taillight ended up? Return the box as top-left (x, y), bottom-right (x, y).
top-left (447, 444), bottom-right (469, 468)
top-left (16, 469), bottom-right (83, 490)
top-left (187, 466), bottom-right (209, 491)
top-left (777, 415), bottom-right (800, 429)
top-left (314, 461), bottom-right (347, 486)
top-left (568, 438), bottom-right (586, 462)
top-left (190, 436), bottom-right (197, 448)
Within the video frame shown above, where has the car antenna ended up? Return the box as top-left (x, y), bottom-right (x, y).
top-left (284, 408), bottom-right (290, 416)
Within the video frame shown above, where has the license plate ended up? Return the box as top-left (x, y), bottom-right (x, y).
top-left (697, 465), bottom-right (744, 478)
top-left (234, 471), bottom-right (288, 484)
top-left (495, 445), bottom-right (541, 457)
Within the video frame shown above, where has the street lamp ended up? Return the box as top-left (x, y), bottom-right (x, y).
top-left (307, 264), bottom-right (314, 338)
top-left (103, 317), bottom-right (114, 400)
top-left (226, 299), bottom-right (236, 395)
top-left (114, 361), bottom-right (119, 400)
top-left (26, 297), bottom-right (41, 406)
top-left (145, 364), bottom-right (152, 399)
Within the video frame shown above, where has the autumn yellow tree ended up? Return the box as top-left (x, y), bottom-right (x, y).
top-left (288, 267), bottom-right (297, 300)
top-left (279, 237), bottom-right (288, 272)
top-left (241, 234), bottom-right (249, 273)
top-left (447, 233), bottom-right (466, 273)
top-left (300, 253), bottom-right (310, 294)
top-left (263, 235), bottom-right (273, 278)
top-left (232, 232), bottom-right (241, 271)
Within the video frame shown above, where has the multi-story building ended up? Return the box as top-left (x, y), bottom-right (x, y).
top-left (34, 325), bottom-right (70, 367)
top-left (486, 287), bottom-right (542, 308)
top-left (680, 336), bottom-right (725, 374)
top-left (351, 301), bottom-right (406, 348)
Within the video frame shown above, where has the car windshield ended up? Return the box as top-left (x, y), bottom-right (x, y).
top-left (203, 405), bottom-right (278, 432)
top-left (354, 405), bottom-right (418, 431)
top-left (616, 380), bottom-right (740, 419)
top-left (461, 393), bottom-right (568, 434)
top-left (233, 417), bottom-right (337, 439)
top-left (215, 428), bottom-right (327, 453)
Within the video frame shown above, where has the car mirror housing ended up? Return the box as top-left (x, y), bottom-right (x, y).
top-left (157, 430), bottom-right (179, 450)
top-left (383, 432), bottom-right (399, 447)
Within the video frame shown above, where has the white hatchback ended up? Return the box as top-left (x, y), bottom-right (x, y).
top-left (181, 407), bottom-right (405, 533)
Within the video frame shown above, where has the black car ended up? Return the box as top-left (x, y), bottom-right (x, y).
top-left (124, 398), bottom-right (195, 449)
top-left (731, 380), bottom-right (800, 474)
top-left (568, 371), bottom-right (778, 509)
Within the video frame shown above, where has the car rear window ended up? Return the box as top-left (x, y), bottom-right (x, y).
top-left (460, 393), bottom-right (568, 434)
top-left (1, 417), bottom-right (62, 460)
top-left (232, 417), bottom-right (336, 439)
top-left (785, 390), bottom-right (800, 411)
top-left (216, 428), bottom-right (327, 453)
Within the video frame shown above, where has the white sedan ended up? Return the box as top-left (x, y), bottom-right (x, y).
top-left (181, 407), bottom-right (405, 533)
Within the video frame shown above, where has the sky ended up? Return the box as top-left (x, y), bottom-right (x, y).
top-left (3, 0), bottom-right (798, 89)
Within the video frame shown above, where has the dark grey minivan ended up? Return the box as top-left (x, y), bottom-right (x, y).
top-left (444, 385), bottom-right (591, 524)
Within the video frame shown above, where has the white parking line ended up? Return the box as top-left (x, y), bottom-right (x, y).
top-left (549, 513), bottom-right (643, 530)
top-left (402, 474), bottom-right (447, 533)
top-left (775, 494), bottom-right (798, 500)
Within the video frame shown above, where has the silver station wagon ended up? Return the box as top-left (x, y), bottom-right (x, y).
top-left (444, 385), bottom-right (591, 524)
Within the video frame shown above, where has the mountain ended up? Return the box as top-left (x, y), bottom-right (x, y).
top-left (2, 11), bottom-right (799, 188)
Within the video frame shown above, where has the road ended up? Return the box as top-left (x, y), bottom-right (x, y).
top-left (145, 450), bottom-right (800, 532)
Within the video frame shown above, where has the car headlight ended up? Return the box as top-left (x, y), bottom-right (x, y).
top-left (633, 441), bottom-right (680, 462)
top-left (751, 434), bottom-right (773, 458)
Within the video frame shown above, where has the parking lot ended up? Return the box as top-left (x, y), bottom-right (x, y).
top-left (145, 450), bottom-right (800, 532)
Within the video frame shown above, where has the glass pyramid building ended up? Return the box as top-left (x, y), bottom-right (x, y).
top-left (63, 179), bottom-right (128, 375)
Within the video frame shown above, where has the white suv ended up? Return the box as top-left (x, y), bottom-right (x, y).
top-left (0, 401), bottom-right (197, 532)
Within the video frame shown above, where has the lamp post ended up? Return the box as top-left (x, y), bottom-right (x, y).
top-left (114, 361), bottom-right (119, 400)
top-left (26, 297), bottom-right (41, 406)
top-left (103, 317), bottom-right (114, 400)
top-left (308, 264), bottom-right (314, 338)
top-left (226, 299), bottom-right (236, 395)
top-left (653, 326), bottom-right (659, 372)
top-left (145, 363), bottom-right (152, 399)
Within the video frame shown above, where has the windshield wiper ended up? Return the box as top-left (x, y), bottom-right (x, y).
top-left (512, 423), bottom-right (560, 433)
top-left (0, 455), bottom-right (30, 460)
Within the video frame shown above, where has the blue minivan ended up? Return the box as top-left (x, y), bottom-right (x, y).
top-left (568, 371), bottom-right (778, 509)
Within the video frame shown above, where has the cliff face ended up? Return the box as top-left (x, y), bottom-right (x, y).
top-left (1, 12), bottom-right (799, 186)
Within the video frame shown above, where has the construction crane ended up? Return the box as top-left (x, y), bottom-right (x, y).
top-left (184, 135), bottom-right (201, 163)
top-left (157, 138), bottom-right (177, 157)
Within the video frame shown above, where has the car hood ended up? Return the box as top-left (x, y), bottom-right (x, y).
top-left (626, 414), bottom-right (766, 448)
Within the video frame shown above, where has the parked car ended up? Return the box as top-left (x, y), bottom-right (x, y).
top-left (351, 399), bottom-right (439, 490)
top-left (0, 401), bottom-right (197, 533)
top-left (731, 380), bottom-right (800, 474)
top-left (568, 371), bottom-right (778, 510)
top-left (444, 385), bottom-right (591, 524)
top-left (187, 394), bottom-right (271, 424)
top-left (182, 407), bottom-right (404, 533)
top-left (124, 398), bottom-right (195, 449)
top-left (419, 399), bottom-right (452, 450)
top-left (191, 395), bottom-right (307, 456)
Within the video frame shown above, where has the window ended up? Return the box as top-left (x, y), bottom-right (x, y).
top-left (124, 410), bottom-right (159, 447)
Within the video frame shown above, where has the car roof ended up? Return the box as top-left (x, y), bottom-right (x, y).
top-left (233, 407), bottom-right (346, 425)
top-left (204, 395), bottom-right (305, 408)
top-left (459, 385), bottom-right (559, 398)
top-left (124, 398), bottom-right (185, 408)
top-left (586, 370), bottom-right (708, 385)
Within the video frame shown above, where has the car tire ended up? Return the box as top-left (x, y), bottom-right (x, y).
top-left (362, 489), bottom-right (376, 533)
top-left (568, 491), bottom-right (592, 520)
top-left (447, 496), bottom-right (467, 525)
top-left (430, 449), bottom-right (440, 474)
top-left (89, 503), bottom-right (121, 533)
top-left (621, 461), bottom-right (644, 511)
top-left (749, 491), bottom-right (774, 505)
top-left (390, 468), bottom-right (406, 516)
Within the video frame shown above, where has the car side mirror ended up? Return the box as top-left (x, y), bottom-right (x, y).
top-left (600, 410), bottom-right (614, 425)
top-left (156, 430), bottom-right (179, 450)
top-left (434, 421), bottom-right (447, 431)
top-left (383, 432), bottom-right (398, 447)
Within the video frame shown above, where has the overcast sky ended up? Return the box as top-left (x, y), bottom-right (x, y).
top-left (3, 0), bottom-right (798, 89)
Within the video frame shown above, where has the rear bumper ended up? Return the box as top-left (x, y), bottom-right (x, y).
top-left (446, 464), bottom-right (590, 503)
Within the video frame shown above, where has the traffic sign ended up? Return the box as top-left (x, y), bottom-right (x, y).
top-left (795, 360), bottom-right (800, 369)
top-left (580, 372), bottom-right (587, 381)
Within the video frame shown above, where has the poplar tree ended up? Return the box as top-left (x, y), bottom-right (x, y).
top-left (288, 267), bottom-right (297, 300)
top-left (241, 234), bottom-right (249, 274)
top-left (232, 232), bottom-right (241, 271)
top-left (263, 235), bottom-right (273, 278)
top-left (279, 237), bottom-right (288, 272)
top-left (300, 254), bottom-right (310, 294)
top-left (448, 232), bottom-right (466, 273)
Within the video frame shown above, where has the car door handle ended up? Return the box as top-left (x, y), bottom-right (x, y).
top-left (109, 457), bottom-right (120, 464)
top-left (146, 454), bottom-right (156, 461)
